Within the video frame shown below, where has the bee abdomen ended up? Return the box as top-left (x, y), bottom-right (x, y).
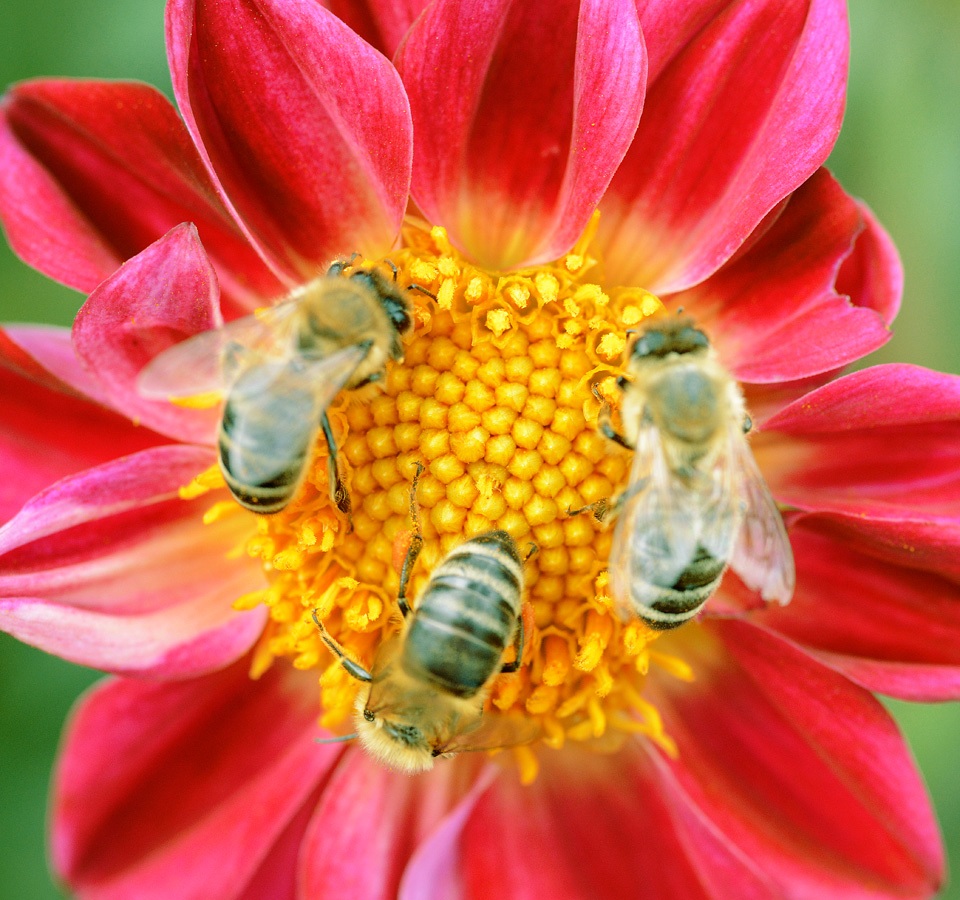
top-left (218, 367), bottom-right (316, 514)
top-left (634, 548), bottom-right (725, 630)
top-left (404, 532), bottom-right (523, 697)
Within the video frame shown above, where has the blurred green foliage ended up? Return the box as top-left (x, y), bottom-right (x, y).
top-left (0, 1), bottom-right (958, 897)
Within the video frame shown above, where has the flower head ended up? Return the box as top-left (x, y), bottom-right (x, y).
top-left (0, 0), bottom-right (955, 897)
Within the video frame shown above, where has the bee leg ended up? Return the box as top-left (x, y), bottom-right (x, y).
top-left (592, 383), bottom-right (634, 450)
top-left (311, 609), bottom-right (372, 683)
top-left (567, 476), bottom-right (648, 522)
top-left (406, 283), bottom-right (437, 300)
top-left (598, 408), bottom-right (633, 450)
top-left (320, 412), bottom-right (354, 533)
top-left (499, 613), bottom-right (526, 674)
top-left (567, 497), bottom-right (613, 523)
top-left (397, 462), bottom-right (426, 617)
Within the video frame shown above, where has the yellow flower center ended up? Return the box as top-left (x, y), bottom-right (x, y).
top-left (185, 214), bottom-right (696, 783)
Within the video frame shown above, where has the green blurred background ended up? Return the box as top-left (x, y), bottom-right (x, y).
top-left (0, 1), bottom-right (958, 896)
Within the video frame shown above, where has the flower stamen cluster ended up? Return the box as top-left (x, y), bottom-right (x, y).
top-left (183, 218), bottom-right (693, 782)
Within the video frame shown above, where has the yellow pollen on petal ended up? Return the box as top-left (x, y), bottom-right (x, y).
top-left (169, 390), bottom-right (223, 409)
top-left (179, 464), bottom-right (225, 500)
top-left (189, 217), bottom-right (695, 780)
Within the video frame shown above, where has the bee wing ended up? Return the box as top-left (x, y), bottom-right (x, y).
top-left (215, 343), bottom-right (370, 487)
top-left (137, 301), bottom-right (302, 399)
top-left (439, 711), bottom-right (542, 756)
top-left (727, 424), bottom-right (796, 604)
top-left (260, 342), bottom-right (371, 418)
top-left (695, 424), bottom-right (748, 566)
top-left (608, 422), bottom-right (701, 612)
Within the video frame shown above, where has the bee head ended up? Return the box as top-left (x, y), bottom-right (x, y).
top-left (629, 320), bottom-right (709, 362)
top-left (354, 705), bottom-right (437, 773)
top-left (342, 268), bottom-right (414, 344)
top-left (379, 294), bottom-right (414, 343)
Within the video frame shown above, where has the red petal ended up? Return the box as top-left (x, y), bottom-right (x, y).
top-left (460, 747), bottom-right (776, 899)
top-left (167, 0), bottom-right (413, 282)
top-left (398, 0), bottom-right (646, 269)
top-left (237, 793), bottom-right (320, 900)
top-left (647, 620), bottom-right (944, 897)
top-left (72, 224), bottom-right (223, 444)
top-left (762, 365), bottom-right (960, 520)
top-left (753, 522), bottom-right (960, 701)
top-left (601, 0), bottom-right (849, 292)
top-left (0, 336), bottom-right (162, 522)
top-left (836, 198), bottom-right (902, 326)
top-left (301, 752), bottom-right (486, 899)
top-left (0, 445), bottom-right (265, 676)
top-left (0, 499), bottom-right (250, 616)
top-left (0, 590), bottom-right (264, 679)
top-left (322, 0), bottom-right (429, 58)
top-left (0, 80), bottom-right (278, 312)
top-left (0, 444), bottom-right (212, 558)
top-left (51, 663), bottom-right (335, 899)
top-left (672, 169), bottom-right (891, 382)
top-left (2, 325), bottom-right (113, 406)
top-left (633, 0), bottom-right (735, 83)
top-left (397, 766), bottom-right (498, 900)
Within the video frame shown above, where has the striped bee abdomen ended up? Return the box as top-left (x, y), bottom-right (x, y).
top-left (403, 531), bottom-right (523, 698)
top-left (218, 362), bottom-right (317, 513)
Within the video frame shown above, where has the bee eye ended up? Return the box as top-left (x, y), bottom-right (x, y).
top-left (616, 375), bottom-right (628, 390)
top-left (363, 709), bottom-right (375, 722)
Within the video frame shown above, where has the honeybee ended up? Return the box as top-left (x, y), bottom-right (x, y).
top-left (576, 316), bottom-right (794, 629)
top-left (314, 465), bottom-right (536, 772)
top-left (138, 259), bottom-right (415, 518)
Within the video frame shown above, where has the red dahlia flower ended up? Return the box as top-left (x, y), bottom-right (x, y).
top-left (0, 0), bottom-right (954, 897)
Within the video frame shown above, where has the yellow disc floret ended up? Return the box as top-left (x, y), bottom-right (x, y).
top-left (185, 213), bottom-right (695, 783)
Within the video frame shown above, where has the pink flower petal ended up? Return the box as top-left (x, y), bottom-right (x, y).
top-left (167, 0), bottom-right (413, 283)
top-left (397, 766), bottom-right (498, 900)
top-left (0, 444), bottom-right (214, 557)
top-left (647, 620), bottom-right (944, 897)
top-left (753, 522), bottom-right (960, 701)
top-left (237, 796), bottom-right (320, 900)
top-left (601, 0), bottom-right (849, 292)
top-left (52, 663), bottom-right (336, 900)
top-left (72, 224), bottom-right (223, 444)
top-left (459, 747), bottom-right (776, 898)
top-left (800, 513), bottom-right (960, 585)
top-left (0, 590), bottom-right (264, 679)
top-left (0, 501), bottom-right (252, 616)
top-left (0, 341), bottom-right (162, 522)
top-left (2, 325), bottom-right (114, 407)
top-left (321, 0), bottom-right (429, 58)
top-left (762, 365), bottom-right (960, 520)
top-left (301, 751), bottom-right (486, 899)
top-left (836, 198), bottom-right (903, 326)
top-left (398, 0), bottom-right (646, 269)
top-left (673, 169), bottom-right (891, 383)
top-left (0, 80), bottom-right (278, 312)
top-left (0, 444), bottom-right (264, 675)
top-left (633, 0), bottom-right (736, 82)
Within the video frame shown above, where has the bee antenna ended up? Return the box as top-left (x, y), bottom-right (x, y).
top-left (315, 733), bottom-right (359, 745)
